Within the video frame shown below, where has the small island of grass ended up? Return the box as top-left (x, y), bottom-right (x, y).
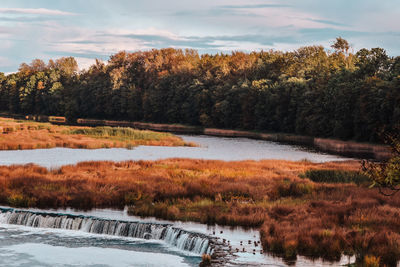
top-left (0, 117), bottom-right (195, 150)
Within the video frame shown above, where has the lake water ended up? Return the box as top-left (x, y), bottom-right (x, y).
top-left (0, 135), bottom-right (351, 168)
top-left (0, 135), bottom-right (355, 266)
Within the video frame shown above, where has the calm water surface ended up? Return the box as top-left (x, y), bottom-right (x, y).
top-left (0, 135), bottom-right (352, 168)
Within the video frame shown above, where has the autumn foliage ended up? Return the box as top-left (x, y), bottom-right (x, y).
top-left (1, 41), bottom-right (399, 143)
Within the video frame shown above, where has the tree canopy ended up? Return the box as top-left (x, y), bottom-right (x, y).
top-left (0, 39), bottom-right (399, 143)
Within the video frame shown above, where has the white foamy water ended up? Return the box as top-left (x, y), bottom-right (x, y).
top-left (0, 135), bottom-right (351, 168)
top-left (0, 206), bottom-right (356, 267)
top-left (0, 207), bottom-right (212, 256)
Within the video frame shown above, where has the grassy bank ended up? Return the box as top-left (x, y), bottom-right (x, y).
top-left (0, 117), bottom-right (194, 150)
top-left (0, 159), bottom-right (398, 266)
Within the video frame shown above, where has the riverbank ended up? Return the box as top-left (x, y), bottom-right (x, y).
top-left (0, 159), bottom-right (398, 266)
top-left (72, 117), bottom-right (394, 161)
top-left (72, 118), bottom-right (392, 160)
top-left (0, 113), bottom-right (391, 159)
top-left (75, 118), bottom-right (392, 160)
top-left (0, 117), bottom-right (194, 150)
top-left (204, 129), bottom-right (392, 161)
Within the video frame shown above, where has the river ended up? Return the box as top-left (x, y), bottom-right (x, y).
top-left (0, 135), bottom-right (355, 266)
top-left (0, 135), bottom-right (351, 168)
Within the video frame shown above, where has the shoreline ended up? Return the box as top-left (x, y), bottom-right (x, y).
top-left (77, 118), bottom-right (392, 161)
top-left (0, 112), bottom-right (391, 160)
top-left (0, 116), bottom-right (194, 150)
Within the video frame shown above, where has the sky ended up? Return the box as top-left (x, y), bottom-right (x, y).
top-left (0, 0), bottom-right (399, 73)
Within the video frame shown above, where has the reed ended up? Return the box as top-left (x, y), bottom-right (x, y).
top-left (68, 126), bottom-right (175, 141)
top-left (0, 117), bottom-right (193, 150)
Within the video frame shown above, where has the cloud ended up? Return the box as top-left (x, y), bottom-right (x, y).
top-left (1, 0), bottom-right (399, 73)
top-left (0, 16), bottom-right (66, 23)
top-left (42, 25), bottom-right (396, 62)
top-left (173, 4), bottom-right (348, 31)
top-left (81, 30), bottom-right (305, 53)
top-left (306, 19), bottom-right (348, 27)
top-left (74, 57), bottom-right (97, 71)
top-left (0, 8), bottom-right (76, 16)
top-left (218, 4), bottom-right (292, 9)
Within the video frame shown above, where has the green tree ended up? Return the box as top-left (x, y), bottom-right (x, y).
top-left (362, 129), bottom-right (400, 195)
top-left (0, 42), bottom-right (399, 144)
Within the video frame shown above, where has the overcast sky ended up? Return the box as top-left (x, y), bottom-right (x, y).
top-left (1, 0), bottom-right (399, 73)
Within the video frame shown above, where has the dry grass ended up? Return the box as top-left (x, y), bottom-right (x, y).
top-left (0, 158), bottom-right (398, 266)
top-left (0, 117), bottom-right (194, 150)
top-left (0, 158), bottom-right (355, 210)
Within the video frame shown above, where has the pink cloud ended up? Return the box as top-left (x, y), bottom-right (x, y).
top-left (0, 8), bottom-right (76, 16)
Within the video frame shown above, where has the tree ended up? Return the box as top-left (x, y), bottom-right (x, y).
top-left (356, 48), bottom-right (390, 78)
top-left (54, 57), bottom-right (78, 76)
top-left (331, 37), bottom-right (350, 55)
top-left (362, 128), bottom-right (400, 195)
top-left (0, 46), bottom-right (399, 144)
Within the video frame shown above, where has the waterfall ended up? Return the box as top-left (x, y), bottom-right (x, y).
top-left (0, 208), bottom-right (213, 255)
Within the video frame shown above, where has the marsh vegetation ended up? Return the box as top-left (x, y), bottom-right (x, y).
top-left (0, 159), bottom-right (398, 266)
top-left (0, 117), bottom-right (193, 150)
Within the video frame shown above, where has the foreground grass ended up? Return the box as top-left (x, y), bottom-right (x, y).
top-left (0, 117), bottom-right (194, 149)
top-left (0, 159), bottom-right (398, 266)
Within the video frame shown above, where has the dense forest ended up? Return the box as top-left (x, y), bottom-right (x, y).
top-left (0, 38), bottom-right (399, 142)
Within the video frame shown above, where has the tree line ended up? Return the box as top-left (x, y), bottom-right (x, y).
top-left (0, 38), bottom-right (399, 142)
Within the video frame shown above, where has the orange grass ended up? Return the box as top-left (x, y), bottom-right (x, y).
top-left (0, 117), bottom-right (193, 150)
top-left (0, 159), bottom-right (398, 266)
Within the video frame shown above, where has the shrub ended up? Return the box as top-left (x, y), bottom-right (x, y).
top-left (303, 169), bottom-right (369, 185)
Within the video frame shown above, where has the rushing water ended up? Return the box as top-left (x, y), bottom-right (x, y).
top-left (0, 135), bottom-right (351, 168)
top-left (0, 208), bottom-right (212, 255)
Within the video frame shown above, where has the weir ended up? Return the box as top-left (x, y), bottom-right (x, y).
top-left (0, 207), bottom-right (214, 256)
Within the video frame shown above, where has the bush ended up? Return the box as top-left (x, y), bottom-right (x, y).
top-left (303, 169), bottom-right (369, 185)
top-left (276, 181), bottom-right (314, 198)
